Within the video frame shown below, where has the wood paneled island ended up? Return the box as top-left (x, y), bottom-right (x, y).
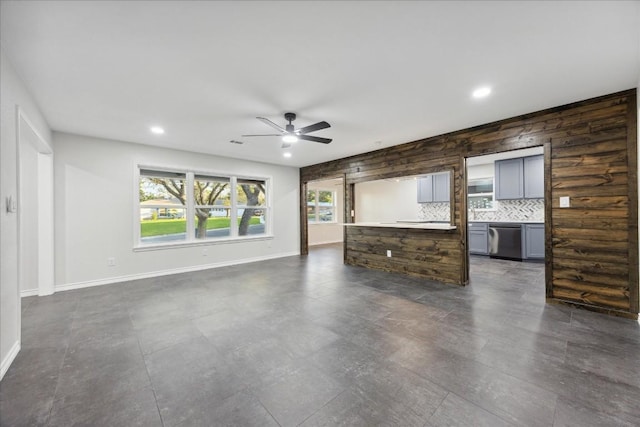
top-left (344, 223), bottom-right (461, 285)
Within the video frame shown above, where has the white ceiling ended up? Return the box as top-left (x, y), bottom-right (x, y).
top-left (1, 1), bottom-right (639, 168)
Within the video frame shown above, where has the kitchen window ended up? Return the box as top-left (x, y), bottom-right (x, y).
top-left (468, 177), bottom-right (494, 210)
top-left (307, 189), bottom-right (336, 223)
top-left (137, 168), bottom-right (270, 247)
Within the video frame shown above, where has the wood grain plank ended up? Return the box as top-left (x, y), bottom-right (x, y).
top-left (301, 89), bottom-right (638, 316)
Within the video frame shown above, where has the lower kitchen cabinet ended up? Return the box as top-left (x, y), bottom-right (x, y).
top-left (468, 222), bottom-right (489, 255)
top-left (524, 224), bottom-right (545, 259)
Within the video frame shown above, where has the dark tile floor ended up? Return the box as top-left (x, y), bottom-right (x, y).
top-left (1, 244), bottom-right (639, 426)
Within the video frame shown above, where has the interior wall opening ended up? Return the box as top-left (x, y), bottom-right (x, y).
top-left (17, 110), bottom-right (54, 298)
top-left (306, 177), bottom-right (345, 250)
top-left (465, 146), bottom-right (547, 296)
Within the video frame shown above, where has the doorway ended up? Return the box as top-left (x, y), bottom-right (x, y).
top-left (306, 177), bottom-right (345, 249)
top-left (465, 146), bottom-right (547, 295)
top-left (17, 109), bottom-right (54, 297)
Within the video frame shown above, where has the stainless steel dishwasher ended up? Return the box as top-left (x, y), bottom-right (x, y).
top-left (489, 223), bottom-right (522, 261)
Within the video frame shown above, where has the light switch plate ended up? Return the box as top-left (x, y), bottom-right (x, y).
top-left (559, 196), bottom-right (570, 208)
top-left (5, 196), bottom-right (17, 213)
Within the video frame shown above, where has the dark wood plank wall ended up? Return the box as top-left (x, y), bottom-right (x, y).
top-left (345, 226), bottom-right (461, 284)
top-left (300, 89), bottom-right (638, 318)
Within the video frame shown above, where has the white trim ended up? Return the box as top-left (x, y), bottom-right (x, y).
top-left (20, 289), bottom-right (39, 297)
top-left (134, 234), bottom-right (274, 251)
top-left (186, 172), bottom-right (195, 239)
top-left (17, 108), bottom-right (52, 154)
top-left (0, 340), bottom-right (20, 381)
top-left (54, 250), bottom-right (300, 293)
top-left (17, 107), bottom-right (55, 302)
top-left (230, 176), bottom-right (238, 238)
top-left (37, 152), bottom-right (54, 296)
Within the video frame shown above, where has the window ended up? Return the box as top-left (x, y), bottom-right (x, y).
top-left (307, 189), bottom-right (336, 223)
top-left (467, 177), bottom-right (494, 210)
top-left (138, 168), bottom-right (270, 246)
top-left (194, 175), bottom-right (231, 239)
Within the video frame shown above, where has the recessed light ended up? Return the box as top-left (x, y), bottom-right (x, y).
top-left (472, 87), bottom-right (491, 99)
top-left (150, 126), bottom-right (165, 135)
top-left (283, 152), bottom-right (292, 158)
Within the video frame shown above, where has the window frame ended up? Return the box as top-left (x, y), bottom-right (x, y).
top-left (467, 176), bottom-right (496, 211)
top-left (307, 188), bottom-right (337, 224)
top-left (134, 165), bottom-right (273, 250)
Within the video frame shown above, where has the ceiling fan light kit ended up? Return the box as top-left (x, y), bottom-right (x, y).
top-left (242, 112), bottom-right (332, 146)
top-left (282, 134), bottom-right (299, 143)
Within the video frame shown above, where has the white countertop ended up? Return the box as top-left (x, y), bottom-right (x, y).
top-left (468, 220), bottom-right (544, 224)
top-left (344, 222), bottom-right (457, 230)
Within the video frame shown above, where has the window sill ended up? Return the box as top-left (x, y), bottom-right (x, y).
top-left (308, 221), bottom-right (339, 225)
top-left (133, 234), bottom-right (274, 252)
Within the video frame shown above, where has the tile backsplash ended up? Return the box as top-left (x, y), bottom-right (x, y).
top-left (418, 198), bottom-right (544, 222)
top-left (470, 198), bottom-right (544, 222)
top-left (418, 202), bottom-right (450, 221)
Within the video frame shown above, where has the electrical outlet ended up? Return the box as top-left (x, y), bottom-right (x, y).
top-left (386, 250), bottom-right (392, 257)
top-left (107, 257), bottom-right (116, 267)
top-left (202, 248), bottom-right (208, 257)
top-left (559, 196), bottom-right (570, 208)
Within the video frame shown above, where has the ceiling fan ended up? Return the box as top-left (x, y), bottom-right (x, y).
top-left (242, 112), bottom-right (332, 148)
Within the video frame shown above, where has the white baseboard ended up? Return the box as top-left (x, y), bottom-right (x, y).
top-left (55, 251), bottom-right (300, 293)
top-left (309, 240), bottom-right (343, 246)
top-left (1, 340), bottom-right (20, 381)
top-left (20, 289), bottom-right (39, 297)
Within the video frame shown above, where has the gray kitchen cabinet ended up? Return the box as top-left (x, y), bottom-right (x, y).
top-left (417, 173), bottom-right (450, 203)
top-left (524, 224), bottom-right (545, 259)
top-left (468, 222), bottom-right (489, 255)
top-left (433, 173), bottom-right (450, 202)
top-left (417, 175), bottom-right (433, 203)
top-left (524, 155), bottom-right (544, 198)
top-left (495, 158), bottom-right (524, 199)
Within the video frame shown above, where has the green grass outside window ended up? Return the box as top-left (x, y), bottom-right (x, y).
top-left (141, 217), bottom-right (261, 237)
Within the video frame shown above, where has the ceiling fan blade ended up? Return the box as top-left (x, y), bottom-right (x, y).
top-left (299, 134), bottom-right (332, 144)
top-left (241, 134), bottom-right (282, 137)
top-left (256, 117), bottom-right (286, 132)
top-left (297, 121), bottom-right (330, 135)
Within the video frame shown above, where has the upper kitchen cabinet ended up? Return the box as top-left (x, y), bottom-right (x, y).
top-left (523, 155), bottom-right (544, 198)
top-left (495, 155), bottom-right (544, 200)
top-left (418, 172), bottom-right (450, 203)
top-left (417, 175), bottom-right (433, 203)
top-left (495, 158), bottom-right (524, 199)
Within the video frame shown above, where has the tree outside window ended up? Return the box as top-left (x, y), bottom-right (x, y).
top-left (307, 189), bottom-right (336, 223)
top-left (138, 169), bottom-right (269, 245)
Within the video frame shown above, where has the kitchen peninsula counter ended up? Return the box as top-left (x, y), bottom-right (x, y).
top-left (344, 222), bottom-right (456, 230)
top-left (344, 221), bottom-right (462, 285)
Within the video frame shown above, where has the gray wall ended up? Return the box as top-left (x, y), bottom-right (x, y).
top-left (1, 48), bottom-right (52, 379)
top-left (53, 132), bottom-right (300, 289)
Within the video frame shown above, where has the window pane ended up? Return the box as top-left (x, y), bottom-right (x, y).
top-left (237, 179), bottom-right (266, 206)
top-left (318, 191), bottom-right (333, 204)
top-left (194, 176), bottom-right (230, 207)
top-left (139, 175), bottom-right (186, 207)
top-left (307, 190), bottom-right (316, 204)
top-left (194, 214), bottom-right (231, 239)
top-left (318, 207), bottom-right (334, 222)
top-left (140, 208), bottom-right (187, 243)
top-left (140, 172), bottom-right (187, 244)
top-left (236, 208), bottom-right (266, 236)
top-left (468, 195), bottom-right (493, 209)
